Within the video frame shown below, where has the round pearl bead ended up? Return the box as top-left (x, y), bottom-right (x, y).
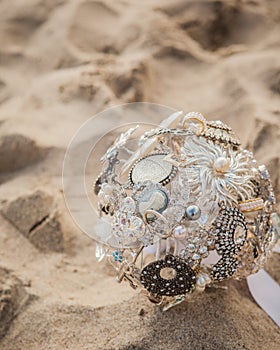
top-left (196, 275), bottom-right (206, 288)
top-left (173, 225), bottom-right (187, 240)
top-left (214, 156), bottom-right (230, 173)
top-left (185, 205), bottom-right (201, 220)
top-left (101, 183), bottom-right (113, 194)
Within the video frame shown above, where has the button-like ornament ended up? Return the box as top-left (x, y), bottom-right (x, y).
top-left (140, 255), bottom-right (197, 297)
top-left (129, 153), bottom-right (177, 185)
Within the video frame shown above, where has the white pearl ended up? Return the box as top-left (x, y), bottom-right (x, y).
top-left (197, 275), bottom-right (206, 288)
top-left (214, 156), bottom-right (230, 173)
top-left (101, 183), bottom-right (113, 194)
top-left (173, 225), bottom-right (187, 240)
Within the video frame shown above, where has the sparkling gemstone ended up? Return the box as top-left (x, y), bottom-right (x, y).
top-left (131, 218), bottom-right (145, 237)
top-left (121, 197), bottom-right (136, 212)
top-left (187, 244), bottom-right (196, 252)
top-left (215, 129), bottom-right (222, 139)
top-left (259, 165), bottom-right (269, 180)
top-left (199, 246), bottom-right (208, 256)
top-left (185, 205), bottom-right (201, 220)
top-left (192, 253), bottom-right (201, 260)
top-left (104, 194), bottom-right (111, 203)
top-left (234, 225), bottom-right (247, 244)
top-left (162, 206), bottom-right (185, 223)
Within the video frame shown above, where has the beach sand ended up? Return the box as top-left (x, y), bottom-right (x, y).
top-left (0, 0), bottom-right (280, 349)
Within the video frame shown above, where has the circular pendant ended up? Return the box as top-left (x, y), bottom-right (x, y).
top-left (129, 153), bottom-right (177, 185)
top-left (140, 255), bottom-right (196, 297)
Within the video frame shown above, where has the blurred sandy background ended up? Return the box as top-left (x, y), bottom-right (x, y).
top-left (0, 0), bottom-right (280, 349)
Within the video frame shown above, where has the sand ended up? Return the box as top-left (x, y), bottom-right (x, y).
top-left (0, 0), bottom-right (280, 349)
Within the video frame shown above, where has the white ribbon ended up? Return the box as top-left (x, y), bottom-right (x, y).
top-left (247, 268), bottom-right (280, 327)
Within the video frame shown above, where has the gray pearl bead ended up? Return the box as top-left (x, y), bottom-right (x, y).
top-left (185, 205), bottom-right (201, 220)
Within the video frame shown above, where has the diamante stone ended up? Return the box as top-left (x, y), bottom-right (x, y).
top-left (193, 253), bottom-right (201, 260)
top-left (187, 244), bottom-right (196, 252)
top-left (234, 225), bottom-right (247, 244)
